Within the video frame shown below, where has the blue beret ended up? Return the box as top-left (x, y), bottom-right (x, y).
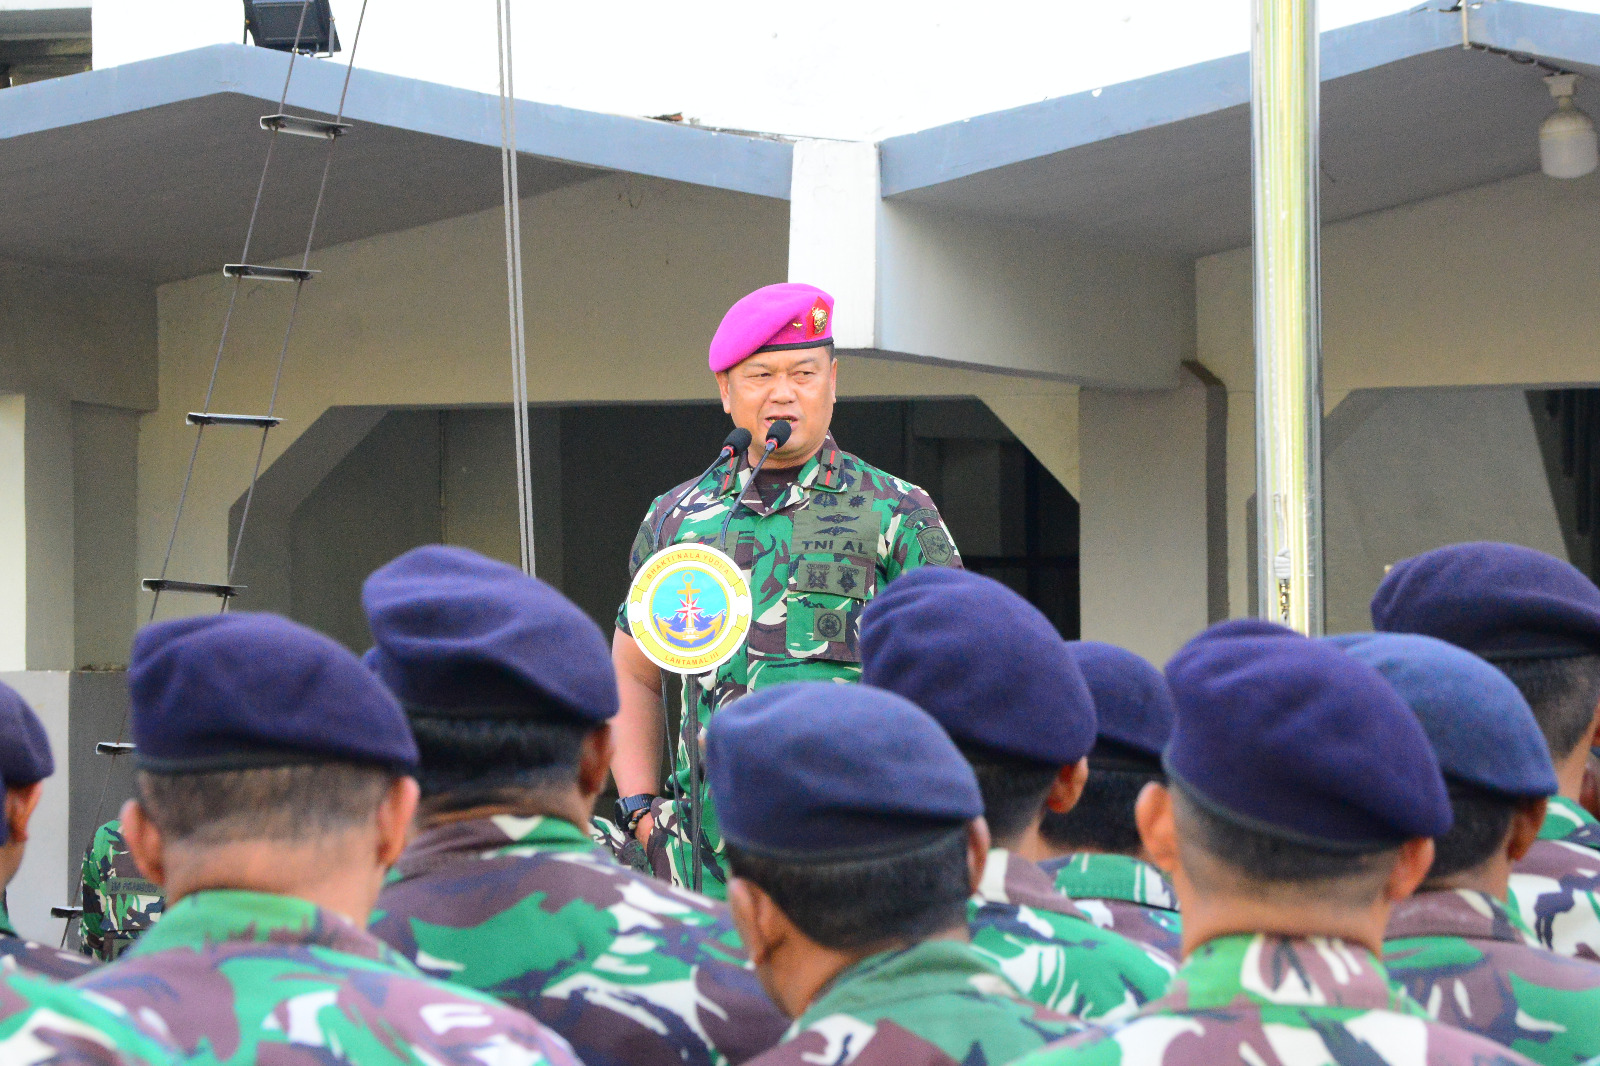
top-left (362, 546), bottom-right (618, 724)
top-left (1372, 542), bottom-right (1600, 661)
top-left (0, 682), bottom-right (53, 787)
top-left (1327, 632), bottom-right (1557, 799)
top-left (130, 613), bottom-right (418, 774)
top-left (1165, 620), bottom-right (1452, 850)
top-left (706, 682), bottom-right (982, 860)
top-left (860, 568), bottom-right (1095, 766)
top-left (1068, 642), bottom-right (1174, 765)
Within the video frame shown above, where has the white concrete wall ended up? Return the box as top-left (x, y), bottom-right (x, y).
top-left (0, 670), bottom-right (69, 944)
top-left (1197, 170), bottom-right (1600, 626)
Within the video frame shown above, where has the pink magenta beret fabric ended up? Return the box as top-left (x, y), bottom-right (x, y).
top-left (708, 283), bottom-right (834, 373)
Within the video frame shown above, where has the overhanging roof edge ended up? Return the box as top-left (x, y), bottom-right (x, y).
top-left (0, 44), bottom-right (793, 200)
top-left (879, 6), bottom-right (1488, 196)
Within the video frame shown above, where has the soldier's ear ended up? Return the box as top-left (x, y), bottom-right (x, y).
top-left (375, 777), bottom-right (421, 868)
top-left (727, 877), bottom-right (779, 966)
top-left (966, 818), bottom-right (991, 894)
top-left (3, 782), bottom-right (43, 846)
top-left (1385, 838), bottom-right (1435, 903)
top-left (119, 799), bottom-right (166, 889)
top-left (1043, 759), bottom-right (1089, 815)
top-left (716, 372), bottom-right (732, 414)
top-left (1136, 783), bottom-right (1178, 875)
top-left (1507, 797), bottom-right (1548, 863)
top-left (576, 726), bottom-right (613, 799)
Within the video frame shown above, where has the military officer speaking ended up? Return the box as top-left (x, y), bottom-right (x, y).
top-left (610, 282), bottom-right (961, 899)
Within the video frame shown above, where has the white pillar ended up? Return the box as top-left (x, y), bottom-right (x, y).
top-left (0, 394), bottom-right (75, 671)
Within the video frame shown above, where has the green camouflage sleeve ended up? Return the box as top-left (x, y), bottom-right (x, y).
top-left (883, 482), bottom-right (961, 582)
top-left (79, 823), bottom-right (112, 960)
top-left (616, 492), bottom-right (671, 636)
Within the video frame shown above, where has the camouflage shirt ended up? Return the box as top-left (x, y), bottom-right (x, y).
top-left (0, 900), bottom-right (99, 981)
top-left (370, 813), bottom-right (788, 1066)
top-left (0, 969), bottom-right (180, 1065)
top-left (73, 889), bottom-right (583, 1066)
top-left (1509, 797), bottom-right (1600, 962)
top-left (744, 939), bottom-right (1080, 1066)
top-left (1010, 933), bottom-right (1543, 1066)
top-left (79, 820), bottom-right (163, 962)
top-left (1040, 853), bottom-right (1184, 959)
top-left (617, 432), bottom-right (960, 898)
top-left (1384, 888), bottom-right (1600, 1066)
top-left (967, 849), bottom-right (1176, 1022)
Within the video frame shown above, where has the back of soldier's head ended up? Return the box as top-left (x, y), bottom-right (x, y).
top-left (362, 546), bottom-right (619, 808)
top-left (1040, 642), bottom-right (1173, 855)
top-left (1330, 632), bottom-right (1557, 889)
top-left (1372, 542), bottom-right (1600, 761)
top-left (129, 612), bottom-right (417, 847)
top-left (1162, 621), bottom-right (1452, 909)
top-left (860, 568), bottom-right (1094, 846)
top-left (708, 683), bottom-right (983, 951)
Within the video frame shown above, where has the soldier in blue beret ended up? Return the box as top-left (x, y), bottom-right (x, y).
top-left (74, 612), bottom-right (581, 1066)
top-left (0, 682), bottom-right (96, 980)
top-left (1034, 642), bottom-right (1182, 958)
top-left (361, 545), bottom-right (787, 1066)
top-left (860, 568), bottom-right (1175, 1020)
top-left (1329, 632), bottom-right (1600, 1066)
top-left (1373, 542), bottom-right (1600, 960)
top-left (706, 682), bottom-right (1080, 1066)
top-left (1015, 620), bottom-right (1541, 1066)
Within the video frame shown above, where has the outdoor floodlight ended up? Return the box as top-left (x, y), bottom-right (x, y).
top-left (1540, 74), bottom-right (1597, 180)
top-left (243, 0), bottom-right (341, 55)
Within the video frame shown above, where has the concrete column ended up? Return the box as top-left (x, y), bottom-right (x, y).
top-left (1078, 366), bottom-right (1226, 664)
top-left (0, 394), bottom-right (75, 671)
top-left (0, 670), bottom-right (70, 943)
top-left (788, 139), bottom-right (880, 348)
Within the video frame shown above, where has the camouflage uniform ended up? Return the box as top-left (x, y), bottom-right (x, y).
top-left (1509, 797), bottom-right (1600, 962)
top-left (74, 889), bottom-right (583, 1066)
top-left (1040, 853), bottom-right (1184, 959)
top-left (371, 813), bottom-right (789, 1066)
top-left (79, 820), bottom-right (163, 962)
top-left (616, 433), bottom-right (960, 898)
top-left (0, 899), bottom-right (99, 981)
top-left (1010, 933), bottom-right (1543, 1066)
top-left (1384, 888), bottom-right (1600, 1066)
top-left (967, 849), bottom-right (1175, 1022)
top-left (743, 939), bottom-right (1080, 1066)
top-left (0, 969), bottom-right (179, 1065)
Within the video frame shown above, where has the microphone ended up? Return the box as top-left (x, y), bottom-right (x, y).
top-left (717, 420), bottom-right (791, 549)
top-left (652, 428), bottom-right (757, 549)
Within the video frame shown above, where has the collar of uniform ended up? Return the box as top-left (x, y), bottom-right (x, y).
top-left (1165, 933), bottom-right (1419, 1014)
top-left (719, 432), bottom-right (847, 508)
top-left (974, 848), bottom-right (1090, 921)
top-left (1039, 853), bottom-right (1179, 912)
top-left (796, 939), bottom-right (1020, 1034)
top-left (126, 889), bottom-right (409, 969)
top-left (1540, 796), bottom-right (1600, 850)
top-left (392, 813), bottom-right (600, 882)
top-left (1384, 889), bottom-right (1533, 946)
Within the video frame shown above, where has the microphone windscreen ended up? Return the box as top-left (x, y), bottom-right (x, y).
top-left (724, 428), bottom-right (753, 452)
top-left (766, 420), bottom-right (793, 447)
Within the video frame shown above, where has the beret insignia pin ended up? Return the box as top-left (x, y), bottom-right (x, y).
top-left (810, 304), bottom-right (828, 336)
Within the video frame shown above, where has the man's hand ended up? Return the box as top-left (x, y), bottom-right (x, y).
top-left (634, 812), bottom-right (655, 847)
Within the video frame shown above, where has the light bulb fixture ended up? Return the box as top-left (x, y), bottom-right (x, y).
top-left (1540, 73), bottom-right (1598, 179)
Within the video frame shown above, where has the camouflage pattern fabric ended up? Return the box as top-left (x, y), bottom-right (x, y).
top-left (742, 939), bottom-right (1080, 1066)
top-left (74, 889), bottom-right (583, 1066)
top-left (0, 900), bottom-right (99, 981)
top-left (617, 432), bottom-right (960, 899)
top-left (1384, 888), bottom-right (1600, 1066)
top-left (0, 969), bottom-right (180, 1066)
top-left (79, 820), bottom-right (163, 962)
top-left (371, 813), bottom-right (789, 1066)
top-left (967, 849), bottom-right (1176, 1022)
top-left (1040, 853), bottom-right (1184, 959)
top-left (1010, 933), bottom-right (1543, 1066)
top-left (1509, 797), bottom-right (1600, 962)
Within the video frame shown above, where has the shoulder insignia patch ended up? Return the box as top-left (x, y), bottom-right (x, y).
top-left (918, 526), bottom-right (955, 566)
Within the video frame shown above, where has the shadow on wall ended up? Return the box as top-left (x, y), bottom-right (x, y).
top-left (258, 399), bottom-right (1081, 651)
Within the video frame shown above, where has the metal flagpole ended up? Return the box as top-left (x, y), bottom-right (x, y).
top-left (1252, 0), bottom-right (1324, 634)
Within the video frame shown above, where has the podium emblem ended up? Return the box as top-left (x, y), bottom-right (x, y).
top-left (626, 542), bottom-right (752, 675)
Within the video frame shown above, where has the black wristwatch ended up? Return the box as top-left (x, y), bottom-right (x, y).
top-left (616, 793), bottom-right (657, 832)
